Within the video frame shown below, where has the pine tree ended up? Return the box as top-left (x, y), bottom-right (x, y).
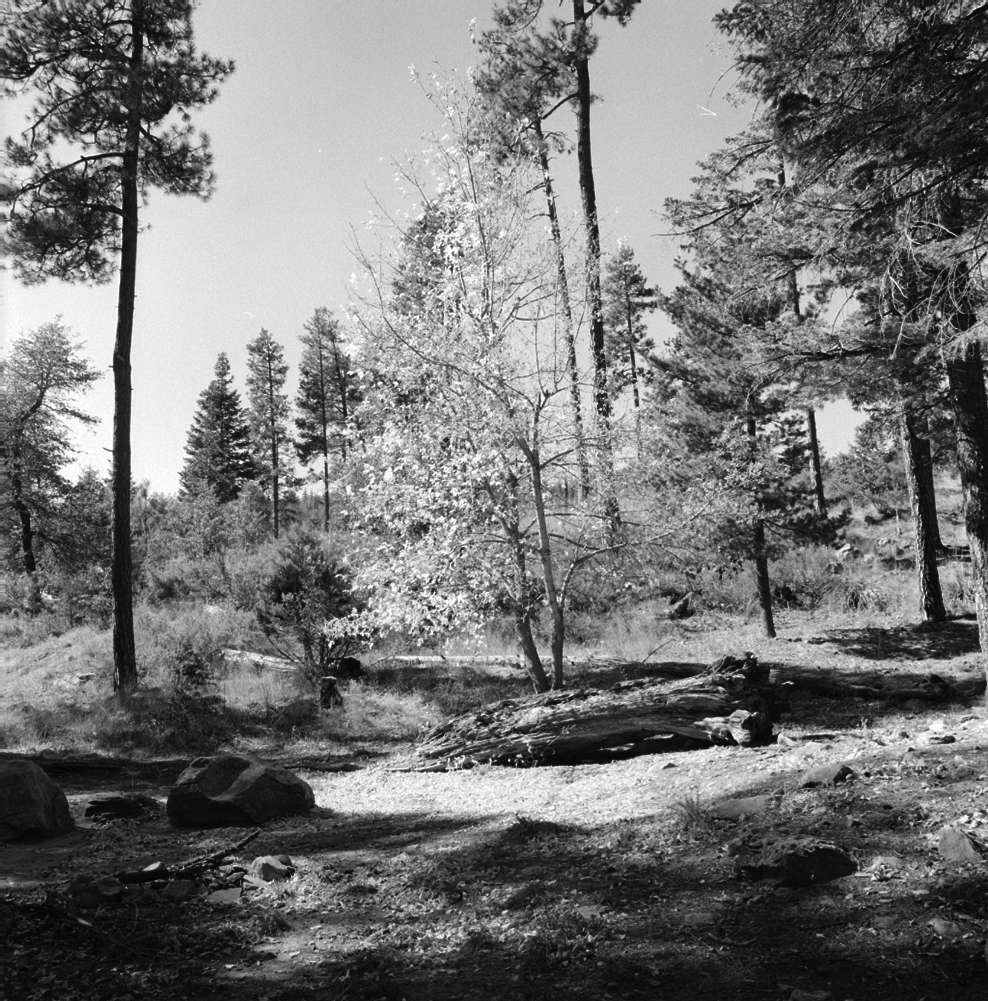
top-left (0, 0), bottom-right (232, 692)
top-left (0, 322), bottom-right (100, 609)
top-left (245, 329), bottom-right (291, 538)
top-left (296, 308), bottom-right (360, 533)
top-left (181, 354), bottom-right (256, 503)
top-left (602, 242), bottom-right (656, 447)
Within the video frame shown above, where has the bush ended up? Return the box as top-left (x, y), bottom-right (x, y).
top-left (255, 528), bottom-right (362, 690)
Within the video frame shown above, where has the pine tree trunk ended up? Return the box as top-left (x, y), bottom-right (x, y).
top-left (943, 339), bottom-right (988, 701)
top-left (747, 409), bottom-right (775, 638)
top-left (572, 0), bottom-right (620, 538)
top-left (534, 120), bottom-right (590, 497)
top-left (10, 458), bottom-right (41, 613)
top-left (899, 408), bottom-right (946, 622)
top-left (322, 455), bottom-right (330, 534)
top-left (112, 0), bottom-right (144, 696)
top-left (805, 407), bottom-right (827, 517)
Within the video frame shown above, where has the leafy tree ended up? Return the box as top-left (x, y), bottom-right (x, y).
top-left (345, 81), bottom-right (649, 691)
top-left (0, 0), bottom-right (233, 692)
top-left (246, 328), bottom-right (291, 539)
top-left (295, 308), bottom-right (361, 533)
top-left (181, 353), bottom-right (256, 504)
top-left (602, 242), bottom-right (655, 446)
top-left (0, 321), bottom-right (100, 610)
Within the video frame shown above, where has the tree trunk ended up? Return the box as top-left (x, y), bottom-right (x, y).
top-left (534, 120), bottom-right (590, 497)
top-left (410, 654), bottom-right (773, 770)
top-left (526, 438), bottom-right (566, 689)
top-left (322, 455), bottom-right (330, 534)
top-left (9, 458), bottom-right (41, 613)
top-left (111, 0), bottom-right (144, 696)
top-left (572, 0), bottom-right (620, 538)
top-left (943, 339), bottom-right (988, 701)
top-left (805, 407), bottom-right (827, 517)
top-left (747, 409), bottom-right (776, 638)
top-left (899, 408), bottom-right (946, 621)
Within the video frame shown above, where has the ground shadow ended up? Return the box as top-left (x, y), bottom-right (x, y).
top-left (819, 619), bottom-right (980, 662)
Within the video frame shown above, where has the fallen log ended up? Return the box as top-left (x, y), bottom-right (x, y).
top-left (114, 829), bottom-right (260, 884)
top-left (409, 654), bottom-right (775, 770)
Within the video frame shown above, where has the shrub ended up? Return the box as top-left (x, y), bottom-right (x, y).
top-left (255, 528), bottom-right (362, 690)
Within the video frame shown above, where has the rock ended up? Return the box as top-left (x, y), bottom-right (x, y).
top-left (249, 854), bottom-right (296, 882)
top-left (0, 760), bottom-right (74, 841)
top-left (206, 886), bottom-right (241, 905)
top-left (162, 879), bottom-right (197, 902)
top-left (799, 762), bottom-right (856, 788)
top-left (739, 841), bottom-right (857, 886)
top-left (928, 734), bottom-right (957, 745)
top-left (69, 875), bottom-right (124, 909)
top-left (938, 825), bottom-right (982, 864)
top-left (708, 795), bottom-right (773, 820)
top-left (929, 916), bottom-right (965, 940)
top-left (166, 754), bottom-right (314, 828)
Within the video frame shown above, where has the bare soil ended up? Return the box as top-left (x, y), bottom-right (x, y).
top-left (3, 621), bottom-right (988, 1001)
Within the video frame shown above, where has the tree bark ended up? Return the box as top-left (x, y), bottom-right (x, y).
top-left (111, 0), bottom-right (144, 696)
top-left (805, 407), bottom-right (827, 517)
top-left (9, 457), bottom-right (41, 613)
top-left (899, 408), bottom-right (946, 621)
top-left (943, 339), bottom-right (988, 701)
top-left (534, 119), bottom-right (590, 497)
top-left (747, 409), bottom-right (776, 638)
top-left (410, 654), bottom-right (773, 770)
top-left (572, 0), bottom-right (620, 537)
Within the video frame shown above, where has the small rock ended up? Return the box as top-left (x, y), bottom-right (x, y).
top-left (69, 876), bottom-right (124, 909)
top-left (938, 826), bottom-right (982, 864)
top-left (799, 762), bottom-right (856, 788)
top-left (249, 855), bottom-right (296, 882)
top-left (740, 841), bottom-right (857, 886)
top-left (928, 734), bottom-right (957, 745)
top-left (708, 795), bottom-right (772, 820)
top-left (206, 886), bottom-right (242, 905)
top-left (929, 916), bottom-right (965, 940)
top-left (162, 879), bottom-right (196, 902)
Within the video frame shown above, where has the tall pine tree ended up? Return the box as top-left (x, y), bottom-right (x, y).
top-left (602, 242), bottom-right (655, 448)
top-left (181, 353), bottom-right (255, 503)
top-left (0, 0), bottom-right (232, 692)
top-left (246, 329), bottom-right (291, 538)
top-left (296, 308), bottom-right (360, 534)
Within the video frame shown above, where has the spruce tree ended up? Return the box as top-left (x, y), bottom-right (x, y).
top-left (296, 308), bottom-right (360, 533)
top-left (181, 354), bottom-right (255, 503)
top-left (246, 329), bottom-right (291, 538)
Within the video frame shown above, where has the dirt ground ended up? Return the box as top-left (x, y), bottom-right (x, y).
top-left (3, 622), bottom-right (988, 1001)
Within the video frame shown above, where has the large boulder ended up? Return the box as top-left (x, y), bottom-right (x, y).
top-left (0, 759), bottom-right (74, 841)
top-left (166, 753), bottom-right (314, 828)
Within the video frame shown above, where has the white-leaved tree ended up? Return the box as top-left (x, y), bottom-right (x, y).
top-left (334, 77), bottom-right (645, 691)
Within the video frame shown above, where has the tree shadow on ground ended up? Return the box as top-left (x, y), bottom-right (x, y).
top-left (6, 741), bottom-right (988, 1001)
top-left (816, 618), bottom-right (980, 661)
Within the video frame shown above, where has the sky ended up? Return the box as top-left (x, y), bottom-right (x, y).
top-left (1, 0), bottom-right (861, 494)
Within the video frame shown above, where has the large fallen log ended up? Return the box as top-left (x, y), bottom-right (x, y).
top-left (409, 654), bottom-right (776, 770)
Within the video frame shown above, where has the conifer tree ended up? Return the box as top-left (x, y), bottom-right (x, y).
top-left (181, 354), bottom-right (255, 504)
top-left (602, 242), bottom-right (655, 447)
top-left (0, 0), bottom-right (232, 692)
top-left (296, 308), bottom-right (360, 533)
top-left (246, 329), bottom-right (291, 538)
top-left (0, 322), bottom-right (100, 609)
